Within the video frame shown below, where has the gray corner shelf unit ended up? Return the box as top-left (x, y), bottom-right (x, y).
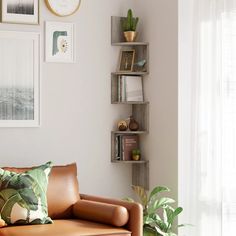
top-left (111, 16), bottom-right (150, 190)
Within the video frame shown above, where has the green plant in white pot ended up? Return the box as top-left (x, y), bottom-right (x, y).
top-left (122, 9), bottom-right (139, 42)
top-left (124, 186), bottom-right (185, 236)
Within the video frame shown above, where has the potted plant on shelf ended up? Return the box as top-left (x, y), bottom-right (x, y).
top-left (132, 149), bottom-right (141, 161)
top-left (122, 9), bottom-right (139, 42)
top-left (124, 185), bottom-right (186, 236)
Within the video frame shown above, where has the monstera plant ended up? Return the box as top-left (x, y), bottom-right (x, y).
top-left (125, 186), bottom-right (185, 236)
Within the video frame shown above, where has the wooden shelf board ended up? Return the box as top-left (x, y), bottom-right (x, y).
top-left (112, 101), bottom-right (149, 105)
top-left (112, 131), bottom-right (148, 134)
top-left (111, 160), bottom-right (148, 164)
top-left (112, 42), bottom-right (149, 46)
top-left (112, 71), bottom-right (149, 76)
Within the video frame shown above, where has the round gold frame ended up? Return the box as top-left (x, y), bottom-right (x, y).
top-left (45, 0), bottom-right (81, 17)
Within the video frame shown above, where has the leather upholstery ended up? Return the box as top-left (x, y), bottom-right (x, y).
top-left (73, 200), bottom-right (129, 227)
top-left (0, 220), bottom-right (131, 236)
top-left (1, 164), bottom-right (142, 236)
top-left (3, 163), bottom-right (80, 219)
top-left (80, 194), bottom-right (143, 236)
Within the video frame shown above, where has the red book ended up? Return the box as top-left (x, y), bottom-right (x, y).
top-left (122, 135), bottom-right (139, 161)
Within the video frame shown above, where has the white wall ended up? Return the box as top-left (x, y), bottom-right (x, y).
top-left (133, 0), bottom-right (178, 199)
top-left (0, 0), bottom-right (137, 198)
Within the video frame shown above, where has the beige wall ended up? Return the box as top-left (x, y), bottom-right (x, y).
top-left (0, 0), bottom-right (136, 198)
top-left (133, 0), bottom-right (178, 199)
top-left (0, 0), bottom-right (178, 199)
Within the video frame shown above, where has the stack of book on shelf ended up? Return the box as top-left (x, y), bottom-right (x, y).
top-left (117, 76), bottom-right (143, 102)
top-left (115, 135), bottom-right (139, 161)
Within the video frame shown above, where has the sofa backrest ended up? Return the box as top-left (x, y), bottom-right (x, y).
top-left (3, 163), bottom-right (80, 219)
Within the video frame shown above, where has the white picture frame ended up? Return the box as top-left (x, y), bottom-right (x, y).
top-left (45, 21), bottom-right (75, 63)
top-left (1, 0), bottom-right (39, 25)
top-left (0, 31), bottom-right (40, 127)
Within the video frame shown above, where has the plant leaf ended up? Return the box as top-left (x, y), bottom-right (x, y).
top-left (149, 186), bottom-right (170, 201)
top-left (155, 226), bottom-right (168, 236)
top-left (122, 197), bottom-right (135, 203)
top-left (132, 185), bottom-right (148, 207)
top-left (174, 207), bottom-right (183, 216)
top-left (148, 197), bottom-right (175, 214)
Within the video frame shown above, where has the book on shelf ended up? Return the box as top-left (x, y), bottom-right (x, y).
top-left (117, 76), bottom-right (143, 102)
top-left (126, 76), bottom-right (143, 102)
top-left (115, 134), bottom-right (139, 161)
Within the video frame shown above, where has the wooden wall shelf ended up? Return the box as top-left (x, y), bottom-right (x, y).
top-left (110, 16), bottom-right (150, 190)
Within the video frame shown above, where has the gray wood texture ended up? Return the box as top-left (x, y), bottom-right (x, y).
top-left (132, 104), bottom-right (149, 132)
top-left (132, 161), bottom-right (149, 190)
top-left (111, 16), bottom-right (150, 190)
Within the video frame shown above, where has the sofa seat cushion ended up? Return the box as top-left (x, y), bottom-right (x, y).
top-left (0, 219), bottom-right (131, 236)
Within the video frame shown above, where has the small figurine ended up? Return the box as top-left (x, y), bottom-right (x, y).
top-left (134, 59), bottom-right (146, 72)
top-left (117, 120), bottom-right (128, 131)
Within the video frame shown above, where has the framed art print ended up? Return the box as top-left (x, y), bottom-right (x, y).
top-left (119, 49), bottom-right (135, 72)
top-left (45, 21), bottom-right (75, 63)
top-left (1, 0), bottom-right (39, 24)
top-left (0, 31), bottom-right (40, 127)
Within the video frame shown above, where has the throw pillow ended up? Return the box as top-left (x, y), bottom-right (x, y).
top-left (0, 162), bottom-right (53, 226)
top-left (0, 217), bottom-right (7, 228)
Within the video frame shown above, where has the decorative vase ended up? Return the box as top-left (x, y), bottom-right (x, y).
top-left (124, 31), bottom-right (137, 42)
top-left (129, 116), bottom-right (139, 131)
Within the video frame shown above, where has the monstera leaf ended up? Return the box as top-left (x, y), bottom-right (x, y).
top-left (0, 162), bottom-right (53, 226)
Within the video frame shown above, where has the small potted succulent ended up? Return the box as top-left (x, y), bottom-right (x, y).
top-left (132, 149), bottom-right (141, 161)
top-left (122, 9), bottom-right (139, 42)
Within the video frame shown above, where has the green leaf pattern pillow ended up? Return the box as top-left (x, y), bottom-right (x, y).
top-left (0, 162), bottom-right (53, 225)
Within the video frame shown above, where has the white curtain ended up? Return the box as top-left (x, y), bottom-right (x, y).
top-left (179, 0), bottom-right (236, 236)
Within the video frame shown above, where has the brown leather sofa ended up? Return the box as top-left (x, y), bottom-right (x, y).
top-left (0, 163), bottom-right (143, 236)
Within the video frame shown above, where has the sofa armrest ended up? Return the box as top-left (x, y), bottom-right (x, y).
top-left (80, 194), bottom-right (143, 236)
top-left (73, 199), bottom-right (129, 227)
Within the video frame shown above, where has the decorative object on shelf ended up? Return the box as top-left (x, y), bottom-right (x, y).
top-left (45, 0), bottom-right (81, 17)
top-left (117, 120), bottom-right (128, 131)
top-left (122, 9), bottom-right (139, 42)
top-left (132, 149), bottom-right (141, 161)
top-left (134, 59), bottom-right (147, 72)
top-left (129, 116), bottom-right (139, 131)
top-left (124, 186), bottom-right (186, 236)
top-left (45, 21), bottom-right (75, 63)
top-left (0, 31), bottom-right (40, 127)
top-left (1, 0), bottom-right (39, 24)
top-left (119, 49), bottom-right (135, 72)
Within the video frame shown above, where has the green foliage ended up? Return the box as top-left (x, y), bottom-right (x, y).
top-left (132, 149), bottom-right (141, 155)
top-left (127, 185), bottom-right (185, 236)
top-left (122, 9), bottom-right (139, 32)
top-left (0, 162), bottom-right (53, 225)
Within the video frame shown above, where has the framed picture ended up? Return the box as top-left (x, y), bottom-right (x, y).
top-left (1, 0), bottom-right (39, 24)
top-left (45, 21), bottom-right (75, 63)
top-left (119, 50), bottom-right (135, 72)
top-left (0, 31), bottom-right (40, 127)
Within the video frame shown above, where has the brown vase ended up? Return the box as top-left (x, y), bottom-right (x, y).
top-left (124, 31), bottom-right (137, 42)
top-left (129, 116), bottom-right (139, 131)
